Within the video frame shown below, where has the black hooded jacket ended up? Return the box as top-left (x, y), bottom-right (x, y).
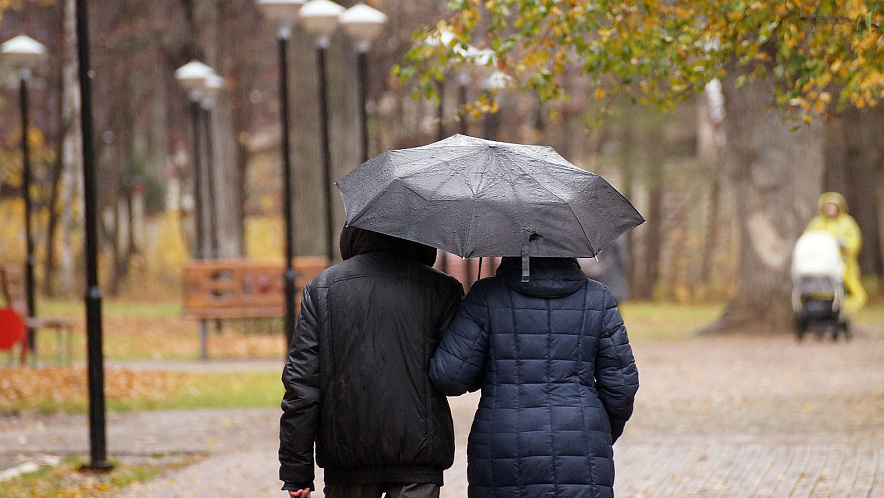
top-left (279, 227), bottom-right (464, 491)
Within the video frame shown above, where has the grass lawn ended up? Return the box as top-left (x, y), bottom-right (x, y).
top-left (28, 299), bottom-right (286, 362)
top-left (4, 297), bottom-right (881, 416)
top-left (0, 368), bottom-right (283, 415)
top-left (22, 298), bottom-right (884, 361)
top-left (619, 302), bottom-right (724, 340)
top-left (35, 299), bottom-right (732, 357)
top-left (0, 454), bottom-right (203, 498)
top-left (621, 300), bottom-right (884, 340)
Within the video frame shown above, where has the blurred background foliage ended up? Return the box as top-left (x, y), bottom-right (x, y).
top-left (0, 0), bottom-right (881, 324)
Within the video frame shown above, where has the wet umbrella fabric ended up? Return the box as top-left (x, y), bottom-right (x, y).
top-left (336, 134), bottom-right (644, 265)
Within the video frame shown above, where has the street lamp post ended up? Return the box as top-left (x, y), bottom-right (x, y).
top-left (436, 81), bottom-right (446, 142)
top-left (201, 74), bottom-right (225, 258)
top-left (300, 0), bottom-right (344, 265)
top-left (175, 61), bottom-right (215, 260)
top-left (424, 30), bottom-right (454, 272)
top-left (482, 70), bottom-right (512, 141)
top-left (74, 0), bottom-right (113, 470)
top-left (175, 60), bottom-right (215, 360)
top-left (457, 72), bottom-right (469, 135)
top-left (257, 0), bottom-right (305, 348)
top-left (454, 46), bottom-right (494, 286)
top-left (200, 74), bottom-right (227, 338)
top-left (425, 29), bottom-right (456, 144)
top-left (339, 3), bottom-right (387, 163)
top-left (1, 35), bottom-right (45, 360)
top-left (455, 72), bottom-right (473, 287)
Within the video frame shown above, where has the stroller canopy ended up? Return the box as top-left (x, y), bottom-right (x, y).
top-left (792, 230), bottom-right (844, 281)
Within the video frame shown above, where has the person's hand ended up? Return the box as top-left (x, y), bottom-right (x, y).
top-left (289, 489), bottom-right (311, 498)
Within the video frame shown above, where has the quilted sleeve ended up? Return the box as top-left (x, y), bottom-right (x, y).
top-left (429, 286), bottom-right (490, 396)
top-left (278, 284), bottom-right (320, 491)
top-left (594, 287), bottom-right (639, 443)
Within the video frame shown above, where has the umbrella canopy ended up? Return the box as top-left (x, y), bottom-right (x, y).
top-left (336, 134), bottom-right (644, 262)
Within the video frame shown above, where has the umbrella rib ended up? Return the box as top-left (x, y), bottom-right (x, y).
top-left (346, 185), bottom-right (390, 225)
top-left (501, 153), bottom-right (595, 255)
top-left (397, 148), bottom-right (481, 181)
top-left (358, 147), bottom-right (478, 186)
top-left (348, 147), bottom-right (477, 224)
top-left (347, 150), bottom-right (461, 223)
top-left (461, 151), bottom-right (491, 258)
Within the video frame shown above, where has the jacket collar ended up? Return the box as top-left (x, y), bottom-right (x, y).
top-left (497, 257), bottom-right (586, 298)
top-left (339, 226), bottom-right (438, 267)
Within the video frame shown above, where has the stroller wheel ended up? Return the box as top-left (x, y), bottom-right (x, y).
top-left (838, 320), bottom-right (853, 340)
top-left (794, 318), bottom-right (807, 340)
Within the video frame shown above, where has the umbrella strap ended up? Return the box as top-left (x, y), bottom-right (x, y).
top-left (521, 236), bottom-right (534, 283)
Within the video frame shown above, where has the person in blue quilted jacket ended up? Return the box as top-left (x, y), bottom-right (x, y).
top-left (429, 256), bottom-right (639, 498)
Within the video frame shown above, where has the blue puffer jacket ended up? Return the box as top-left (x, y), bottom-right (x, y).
top-left (429, 257), bottom-right (638, 498)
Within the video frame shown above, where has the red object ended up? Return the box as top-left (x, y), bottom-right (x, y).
top-left (0, 308), bottom-right (27, 350)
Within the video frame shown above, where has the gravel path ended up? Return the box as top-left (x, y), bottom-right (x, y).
top-left (2, 333), bottom-right (883, 497)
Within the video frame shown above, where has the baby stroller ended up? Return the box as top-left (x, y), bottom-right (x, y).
top-left (791, 230), bottom-right (851, 340)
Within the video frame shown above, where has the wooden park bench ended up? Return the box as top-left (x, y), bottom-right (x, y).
top-left (1, 262), bottom-right (78, 365)
top-left (182, 257), bottom-right (329, 358)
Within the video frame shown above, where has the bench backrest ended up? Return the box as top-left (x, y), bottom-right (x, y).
top-left (182, 257), bottom-right (329, 319)
top-left (0, 263), bottom-right (28, 317)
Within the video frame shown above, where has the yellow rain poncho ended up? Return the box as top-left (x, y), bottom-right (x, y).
top-left (804, 192), bottom-right (867, 313)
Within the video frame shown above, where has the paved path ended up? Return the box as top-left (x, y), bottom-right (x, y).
top-left (2, 333), bottom-right (884, 497)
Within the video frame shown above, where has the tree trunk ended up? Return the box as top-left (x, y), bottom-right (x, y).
top-left (106, 138), bottom-right (124, 297)
top-left (826, 108), bottom-right (884, 281)
top-left (641, 128), bottom-right (665, 300)
top-left (59, 0), bottom-right (83, 296)
top-left (43, 71), bottom-right (67, 297)
top-left (287, 1), bottom-right (361, 259)
top-left (619, 114), bottom-right (640, 298)
top-left (698, 82), bottom-right (726, 288)
top-left (705, 69), bottom-right (824, 334)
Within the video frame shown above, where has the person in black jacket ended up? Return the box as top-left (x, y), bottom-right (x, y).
top-left (429, 257), bottom-right (638, 498)
top-left (279, 226), bottom-right (464, 498)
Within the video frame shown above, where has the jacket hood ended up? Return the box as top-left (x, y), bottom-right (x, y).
top-left (818, 192), bottom-right (848, 215)
top-left (496, 257), bottom-right (586, 298)
top-left (339, 226), bottom-right (437, 266)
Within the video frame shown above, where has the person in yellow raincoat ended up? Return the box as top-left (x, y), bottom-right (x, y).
top-left (804, 192), bottom-right (868, 314)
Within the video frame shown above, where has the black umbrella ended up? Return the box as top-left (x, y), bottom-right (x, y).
top-left (336, 134), bottom-right (644, 277)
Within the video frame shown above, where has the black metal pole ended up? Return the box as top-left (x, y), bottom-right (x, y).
top-left (457, 76), bottom-right (472, 289)
top-left (19, 75), bottom-right (37, 359)
top-left (202, 104), bottom-right (219, 258)
top-left (189, 98), bottom-right (209, 360)
top-left (458, 76), bottom-right (468, 135)
top-left (317, 45), bottom-right (334, 264)
top-left (279, 35), bottom-right (297, 348)
top-left (202, 102), bottom-right (223, 336)
top-left (436, 80), bottom-right (448, 273)
top-left (436, 80), bottom-right (445, 142)
top-left (483, 103), bottom-right (500, 141)
top-left (357, 51), bottom-right (369, 163)
top-left (190, 99), bottom-right (205, 260)
top-left (75, 0), bottom-right (111, 471)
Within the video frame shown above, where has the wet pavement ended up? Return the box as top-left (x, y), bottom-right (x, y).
top-left (2, 333), bottom-right (883, 497)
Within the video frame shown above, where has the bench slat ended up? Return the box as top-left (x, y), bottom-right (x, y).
top-left (182, 257), bottom-right (329, 320)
